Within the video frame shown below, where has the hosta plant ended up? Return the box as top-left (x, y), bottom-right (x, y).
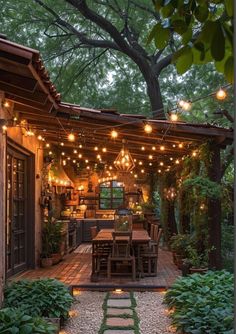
top-left (4, 278), bottom-right (73, 320)
top-left (164, 270), bottom-right (234, 334)
top-left (0, 308), bottom-right (56, 334)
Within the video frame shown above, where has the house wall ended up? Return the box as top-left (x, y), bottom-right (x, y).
top-left (7, 127), bottom-right (44, 267)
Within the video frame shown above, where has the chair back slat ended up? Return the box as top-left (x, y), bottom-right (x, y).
top-left (90, 226), bottom-right (98, 239)
top-left (111, 231), bottom-right (132, 258)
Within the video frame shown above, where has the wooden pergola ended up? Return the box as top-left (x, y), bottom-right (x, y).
top-left (0, 37), bottom-right (233, 270)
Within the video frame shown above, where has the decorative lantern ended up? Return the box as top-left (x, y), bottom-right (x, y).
top-left (114, 208), bottom-right (133, 232)
top-left (114, 140), bottom-right (135, 172)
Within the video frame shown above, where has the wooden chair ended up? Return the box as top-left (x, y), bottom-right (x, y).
top-left (107, 231), bottom-right (136, 280)
top-left (140, 228), bottom-right (163, 277)
top-left (90, 226), bottom-right (98, 239)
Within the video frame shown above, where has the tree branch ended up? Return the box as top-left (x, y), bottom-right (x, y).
top-left (63, 48), bottom-right (108, 97)
top-left (65, 0), bottom-right (143, 60)
top-left (34, 0), bottom-right (120, 51)
top-left (153, 54), bottom-right (173, 75)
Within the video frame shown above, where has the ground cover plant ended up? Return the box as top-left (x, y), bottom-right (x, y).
top-left (0, 307), bottom-right (56, 334)
top-left (4, 278), bottom-right (73, 320)
top-left (164, 270), bottom-right (233, 334)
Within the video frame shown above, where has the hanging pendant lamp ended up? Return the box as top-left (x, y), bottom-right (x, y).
top-left (114, 140), bottom-right (135, 172)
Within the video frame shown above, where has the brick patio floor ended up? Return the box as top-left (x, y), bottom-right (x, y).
top-left (12, 247), bottom-right (181, 289)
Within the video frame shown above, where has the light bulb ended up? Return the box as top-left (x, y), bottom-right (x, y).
top-left (94, 146), bottom-right (98, 151)
top-left (60, 142), bottom-right (64, 146)
top-left (144, 123), bottom-right (152, 134)
top-left (111, 130), bottom-right (118, 138)
top-left (216, 88), bottom-right (227, 100)
top-left (141, 146), bottom-right (145, 151)
top-left (68, 133), bottom-right (75, 142)
top-left (160, 145), bottom-right (165, 151)
top-left (102, 147), bottom-right (107, 153)
top-left (73, 149), bottom-right (77, 154)
top-left (170, 113), bottom-right (178, 122)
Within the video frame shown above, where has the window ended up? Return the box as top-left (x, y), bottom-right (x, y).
top-left (99, 180), bottom-right (124, 209)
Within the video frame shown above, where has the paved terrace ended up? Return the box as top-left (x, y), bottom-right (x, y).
top-left (12, 246), bottom-right (181, 289)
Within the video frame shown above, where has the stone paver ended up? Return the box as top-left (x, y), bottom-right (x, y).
top-left (106, 317), bottom-right (134, 327)
top-left (104, 330), bottom-right (135, 334)
top-left (107, 299), bottom-right (132, 308)
top-left (107, 308), bottom-right (133, 316)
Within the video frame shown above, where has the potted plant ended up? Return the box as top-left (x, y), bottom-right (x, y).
top-left (41, 220), bottom-right (53, 268)
top-left (51, 221), bottom-right (64, 265)
top-left (170, 234), bottom-right (193, 269)
top-left (184, 245), bottom-right (208, 274)
top-left (41, 218), bottom-right (63, 267)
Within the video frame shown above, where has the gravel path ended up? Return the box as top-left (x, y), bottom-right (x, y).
top-left (63, 290), bottom-right (172, 334)
top-left (135, 292), bottom-right (172, 334)
top-left (63, 291), bottom-right (105, 334)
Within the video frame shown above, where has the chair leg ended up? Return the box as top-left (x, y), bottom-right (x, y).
top-left (107, 258), bottom-right (111, 279)
top-left (132, 258), bottom-right (136, 281)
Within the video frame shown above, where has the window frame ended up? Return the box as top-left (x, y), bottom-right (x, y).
top-left (99, 180), bottom-right (124, 209)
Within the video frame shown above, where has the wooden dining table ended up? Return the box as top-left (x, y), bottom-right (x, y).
top-left (91, 229), bottom-right (151, 279)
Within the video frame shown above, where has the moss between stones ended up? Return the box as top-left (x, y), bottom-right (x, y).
top-left (98, 292), bottom-right (140, 334)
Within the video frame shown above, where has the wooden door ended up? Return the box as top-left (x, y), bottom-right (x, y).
top-left (6, 148), bottom-right (28, 277)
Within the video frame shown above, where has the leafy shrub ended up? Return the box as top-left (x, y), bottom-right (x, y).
top-left (4, 278), bottom-right (73, 319)
top-left (0, 308), bottom-right (56, 334)
top-left (222, 223), bottom-right (234, 272)
top-left (164, 270), bottom-right (234, 334)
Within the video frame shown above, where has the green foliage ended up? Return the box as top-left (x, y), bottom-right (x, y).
top-left (151, 0), bottom-right (233, 83)
top-left (0, 308), bottom-right (56, 334)
top-left (182, 176), bottom-right (221, 199)
top-left (41, 218), bottom-right (63, 256)
top-left (221, 223), bottom-right (234, 272)
top-left (164, 270), bottom-right (234, 333)
top-left (4, 279), bottom-right (74, 319)
top-left (184, 245), bottom-right (209, 268)
top-left (170, 234), bottom-right (193, 256)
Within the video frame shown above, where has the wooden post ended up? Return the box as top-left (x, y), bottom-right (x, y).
top-left (208, 143), bottom-right (222, 269)
top-left (0, 92), bottom-right (6, 306)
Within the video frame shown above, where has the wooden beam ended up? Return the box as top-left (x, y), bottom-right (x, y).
top-left (0, 82), bottom-right (48, 104)
top-left (0, 69), bottom-right (37, 92)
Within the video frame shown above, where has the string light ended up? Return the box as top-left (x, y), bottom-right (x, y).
top-left (85, 159), bottom-right (89, 163)
top-left (172, 144), bottom-right (176, 148)
top-left (60, 142), bottom-right (64, 146)
top-left (160, 145), bottom-right (165, 151)
top-left (26, 130), bottom-right (35, 136)
top-left (141, 169), bottom-right (144, 173)
top-left (68, 133), bottom-right (75, 142)
top-left (141, 146), bottom-right (145, 151)
top-left (49, 151), bottom-right (53, 155)
top-left (152, 146), bottom-right (156, 151)
top-left (138, 161), bottom-right (143, 165)
top-left (2, 125), bottom-right (7, 132)
top-left (3, 100), bottom-right (10, 108)
top-left (158, 169), bottom-right (161, 173)
top-left (79, 144), bottom-right (83, 148)
top-left (61, 152), bottom-right (65, 156)
top-left (175, 159), bottom-right (180, 164)
top-left (149, 162), bottom-right (153, 166)
top-left (144, 123), bottom-right (152, 134)
top-left (170, 113), bottom-right (178, 122)
top-left (73, 149), bottom-right (78, 154)
top-left (78, 154), bottom-right (82, 158)
top-left (45, 143), bottom-right (50, 148)
top-left (178, 100), bottom-right (192, 111)
top-left (178, 143), bottom-right (183, 148)
top-left (37, 135), bottom-right (43, 140)
top-left (102, 147), bottom-right (107, 153)
top-left (216, 88), bottom-right (227, 100)
top-left (192, 151), bottom-right (197, 157)
top-left (94, 146), bottom-right (98, 151)
top-left (148, 155), bottom-right (153, 160)
top-left (73, 159), bottom-right (76, 163)
top-left (111, 130), bottom-right (118, 138)
top-left (160, 162), bottom-right (164, 166)
top-left (13, 116), bottom-right (18, 121)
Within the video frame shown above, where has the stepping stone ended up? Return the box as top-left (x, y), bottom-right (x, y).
top-left (107, 299), bottom-right (132, 308)
top-left (106, 317), bottom-right (134, 327)
top-left (109, 292), bottom-right (130, 299)
top-left (107, 308), bottom-right (133, 316)
top-left (104, 331), bottom-right (135, 334)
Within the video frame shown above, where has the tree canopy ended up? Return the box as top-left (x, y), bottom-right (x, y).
top-left (0, 0), bottom-right (233, 123)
